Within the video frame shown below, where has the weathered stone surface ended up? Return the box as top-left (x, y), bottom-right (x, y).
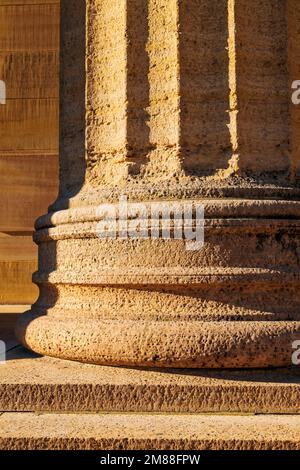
top-left (3, 311), bottom-right (300, 450)
top-left (16, 202), bottom-right (300, 367)
top-left (16, 0), bottom-right (300, 368)
top-left (288, 0), bottom-right (300, 178)
top-left (1, 413), bottom-right (300, 450)
top-left (1, 345), bottom-right (300, 414)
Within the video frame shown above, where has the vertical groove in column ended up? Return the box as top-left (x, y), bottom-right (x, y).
top-left (232, 0), bottom-right (290, 176)
top-left (287, 0), bottom-right (300, 180)
top-left (59, 0), bottom-right (86, 195)
top-left (225, 0), bottom-right (239, 176)
top-left (86, 0), bottom-right (127, 185)
top-left (178, 0), bottom-right (231, 175)
top-left (86, 0), bottom-right (151, 184)
top-left (145, 0), bottom-right (182, 178)
top-left (126, 0), bottom-right (150, 174)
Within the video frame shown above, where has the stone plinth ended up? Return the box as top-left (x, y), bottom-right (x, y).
top-left (2, 312), bottom-right (300, 450)
top-left (16, 0), bottom-right (300, 368)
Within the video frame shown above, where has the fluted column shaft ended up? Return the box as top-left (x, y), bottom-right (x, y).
top-left (17, 0), bottom-right (300, 368)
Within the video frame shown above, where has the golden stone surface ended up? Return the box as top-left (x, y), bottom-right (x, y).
top-left (2, 1), bottom-right (300, 449)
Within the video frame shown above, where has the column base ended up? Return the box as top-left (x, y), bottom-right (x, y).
top-left (16, 310), bottom-right (300, 368)
top-left (16, 195), bottom-right (300, 368)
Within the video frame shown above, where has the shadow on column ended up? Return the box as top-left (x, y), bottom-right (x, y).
top-left (126, 0), bottom-right (151, 173)
top-left (57, 0), bottom-right (87, 199)
top-left (178, 0), bottom-right (231, 176)
top-left (233, 0), bottom-right (290, 179)
top-left (14, 0), bottom-right (87, 356)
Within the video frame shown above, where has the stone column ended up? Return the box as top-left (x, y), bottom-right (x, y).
top-left (16, 0), bottom-right (300, 368)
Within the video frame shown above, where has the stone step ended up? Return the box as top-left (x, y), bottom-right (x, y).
top-left (0, 412), bottom-right (300, 450)
top-left (1, 310), bottom-right (300, 450)
top-left (1, 345), bottom-right (300, 414)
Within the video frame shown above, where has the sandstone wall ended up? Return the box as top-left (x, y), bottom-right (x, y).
top-left (0, 0), bottom-right (59, 304)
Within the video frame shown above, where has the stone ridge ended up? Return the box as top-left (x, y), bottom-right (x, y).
top-left (1, 346), bottom-right (300, 414)
top-left (1, 413), bottom-right (300, 450)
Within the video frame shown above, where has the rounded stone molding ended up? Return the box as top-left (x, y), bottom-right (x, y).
top-left (16, 196), bottom-right (300, 368)
top-left (16, 312), bottom-right (300, 368)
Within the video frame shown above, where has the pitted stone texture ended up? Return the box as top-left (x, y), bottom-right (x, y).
top-left (1, 346), bottom-right (300, 413)
top-left (58, 0), bottom-right (300, 187)
top-left (16, 204), bottom-right (300, 367)
top-left (1, 413), bottom-right (300, 450)
top-left (230, 0), bottom-right (290, 174)
top-left (16, 312), bottom-right (300, 368)
top-left (288, 0), bottom-right (300, 178)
